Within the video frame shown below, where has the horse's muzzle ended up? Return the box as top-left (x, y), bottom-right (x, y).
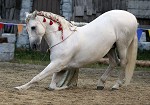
top-left (30, 43), bottom-right (41, 51)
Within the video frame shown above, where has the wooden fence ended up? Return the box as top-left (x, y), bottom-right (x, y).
top-left (72, 0), bottom-right (150, 25)
top-left (0, 0), bottom-right (22, 33)
top-left (32, 0), bottom-right (60, 14)
top-left (72, 0), bottom-right (127, 22)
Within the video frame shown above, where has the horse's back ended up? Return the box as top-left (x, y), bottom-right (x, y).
top-left (70, 10), bottom-right (138, 67)
top-left (100, 10), bottom-right (138, 43)
top-left (80, 10), bottom-right (138, 44)
top-left (103, 10), bottom-right (138, 33)
top-left (84, 10), bottom-right (137, 32)
top-left (93, 10), bottom-right (137, 25)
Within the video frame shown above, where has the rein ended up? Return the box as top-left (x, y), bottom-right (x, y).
top-left (40, 24), bottom-right (76, 61)
top-left (49, 29), bottom-right (76, 50)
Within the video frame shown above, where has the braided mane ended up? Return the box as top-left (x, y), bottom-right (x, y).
top-left (37, 11), bottom-right (72, 29)
top-left (26, 11), bottom-right (76, 40)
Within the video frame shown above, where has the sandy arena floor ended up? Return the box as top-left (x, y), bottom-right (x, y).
top-left (0, 62), bottom-right (150, 105)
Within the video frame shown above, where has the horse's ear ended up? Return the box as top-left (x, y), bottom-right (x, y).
top-left (25, 12), bottom-right (30, 18)
top-left (32, 10), bottom-right (38, 18)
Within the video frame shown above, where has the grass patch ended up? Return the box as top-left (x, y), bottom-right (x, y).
top-left (135, 66), bottom-right (150, 71)
top-left (12, 49), bottom-right (150, 71)
top-left (12, 49), bottom-right (50, 66)
top-left (137, 49), bottom-right (150, 60)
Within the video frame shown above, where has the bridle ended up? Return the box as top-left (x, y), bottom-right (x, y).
top-left (49, 28), bottom-right (76, 50)
top-left (26, 15), bottom-right (77, 50)
top-left (36, 16), bottom-right (77, 50)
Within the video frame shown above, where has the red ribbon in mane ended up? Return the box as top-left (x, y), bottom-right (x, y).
top-left (39, 12), bottom-right (64, 40)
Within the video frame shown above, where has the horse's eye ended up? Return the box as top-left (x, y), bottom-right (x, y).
top-left (31, 26), bottom-right (36, 30)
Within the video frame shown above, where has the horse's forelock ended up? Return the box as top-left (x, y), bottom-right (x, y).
top-left (25, 11), bottom-right (39, 23)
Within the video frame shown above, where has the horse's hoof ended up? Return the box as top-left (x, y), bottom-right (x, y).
top-left (45, 87), bottom-right (54, 91)
top-left (97, 86), bottom-right (104, 90)
top-left (111, 88), bottom-right (119, 91)
top-left (14, 87), bottom-right (21, 91)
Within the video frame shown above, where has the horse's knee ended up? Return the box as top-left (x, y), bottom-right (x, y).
top-left (120, 59), bottom-right (127, 68)
top-left (110, 61), bottom-right (119, 68)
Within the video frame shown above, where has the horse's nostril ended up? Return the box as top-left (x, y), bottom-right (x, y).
top-left (33, 44), bottom-right (37, 49)
top-left (31, 26), bottom-right (36, 30)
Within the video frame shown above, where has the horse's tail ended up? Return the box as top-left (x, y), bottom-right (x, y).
top-left (124, 33), bottom-right (138, 85)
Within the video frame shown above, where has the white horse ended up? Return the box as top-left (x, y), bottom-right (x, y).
top-left (15, 10), bottom-right (138, 91)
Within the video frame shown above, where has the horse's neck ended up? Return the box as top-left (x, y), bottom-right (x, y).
top-left (44, 27), bottom-right (73, 48)
top-left (41, 17), bottom-right (77, 48)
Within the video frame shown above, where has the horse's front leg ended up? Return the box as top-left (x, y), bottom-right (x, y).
top-left (48, 73), bottom-right (68, 90)
top-left (15, 61), bottom-right (66, 91)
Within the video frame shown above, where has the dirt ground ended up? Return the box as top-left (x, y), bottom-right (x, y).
top-left (0, 62), bottom-right (150, 105)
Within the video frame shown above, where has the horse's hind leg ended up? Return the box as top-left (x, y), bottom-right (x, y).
top-left (112, 44), bottom-right (128, 90)
top-left (97, 48), bottom-right (120, 90)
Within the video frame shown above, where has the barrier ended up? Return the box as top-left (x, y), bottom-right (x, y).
top-left (0, 33), bottom-right (15, 61)
top-left (99, 58), bottom-right (150, 67)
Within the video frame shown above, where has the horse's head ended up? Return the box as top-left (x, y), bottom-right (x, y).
top-left (25, 11), bottom-right (76, 50)
top-left (25, 11), bottom-right (46, 50)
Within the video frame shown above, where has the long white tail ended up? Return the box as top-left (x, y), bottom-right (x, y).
top-left (125, 34), bottom-right (138, 85)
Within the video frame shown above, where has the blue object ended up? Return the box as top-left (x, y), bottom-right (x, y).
top-left (137, 28), bottom-right (143, 41)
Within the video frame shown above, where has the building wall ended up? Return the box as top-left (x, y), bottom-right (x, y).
top-left (0, 0), bottom-right (22, 33)
top-left (127, 0), bottom-right (150, 19)
top-left (61, 0), bottom-right (73, 20)
top-left (17, 0), bottom-right (33, 48)
top-left (17, 0), bottom-right (68, 49)
top-left (127, 0), bottom-right (150, 25)
top-left (72, 0), bottom-right (127, 22)
top-left (17, 0), bottom-right (150, 49)
top-left (71, 0), bottom-right (150, 24)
